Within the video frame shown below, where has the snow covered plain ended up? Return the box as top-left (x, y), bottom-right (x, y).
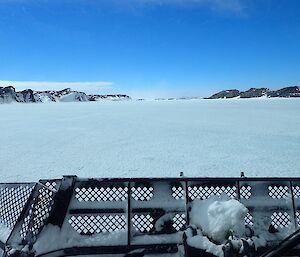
top-left (0, 99), bottom-right (299, 182)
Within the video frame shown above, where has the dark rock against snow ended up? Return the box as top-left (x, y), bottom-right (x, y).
top-left (0, 86), bottom-right (16, 103)
top-left (88, 94), bottom-right (131, 101)
top-left (15, 89), bottom-right (36, 103)
top-left (268, 86), bottom-right (300, 98)
top-left (206, 86), bottom-right (300, 99)
top-left (205, 89), bottom-right (240, 99)
top-left (0, 86), bottom-right (131, 104)
top-left (239, 88), bottom-right (269, 98)
top-left (34, 92), bottom-right (57, 102)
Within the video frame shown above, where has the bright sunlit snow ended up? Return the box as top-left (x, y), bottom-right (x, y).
top-left (190, 196), bottom-right (248, 243)
top-left (0, 99), bottom-right (299, 182)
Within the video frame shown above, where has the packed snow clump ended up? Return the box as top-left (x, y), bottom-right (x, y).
top-left (190, 195), bottom-right (248, 243)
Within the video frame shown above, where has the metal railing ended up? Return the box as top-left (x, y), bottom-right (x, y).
top-left (1, 176), bottom-right (300, 256)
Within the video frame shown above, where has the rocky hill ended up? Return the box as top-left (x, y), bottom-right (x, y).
top-left (0, 86), bottom-right (131, 104)
top-left (206, 86), bottom-right (300, 99)
top-left (206, 89), bottom-right (240, 99)
top-left (88, 94), bottom-right (131, 101)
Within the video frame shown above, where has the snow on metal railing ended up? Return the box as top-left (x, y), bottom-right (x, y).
top-left (1, 176), bottom-right (300, 257)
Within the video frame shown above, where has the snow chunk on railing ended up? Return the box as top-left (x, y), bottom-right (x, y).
top-left (190, 195), bottom-right (248, 243)
top-left (33, 224), bottom-right (127, 255)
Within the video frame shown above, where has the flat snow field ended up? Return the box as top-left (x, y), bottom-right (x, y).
top-left (0, 99), bottom-right (299, 182)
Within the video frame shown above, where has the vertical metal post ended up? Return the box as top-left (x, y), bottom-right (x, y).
top-left (47, 176), bottom-right (77, 227)
top-left (184, 179), bottom-right (190, 226)
top-left (236, 179), bottom-right (241, 200)
top-left (290, 180), bottom-right (298, 230)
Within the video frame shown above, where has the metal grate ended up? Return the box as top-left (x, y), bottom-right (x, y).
top-left (188, 185), bottom-right (237, 200)
top-left (171, 186), bottom-right (184, 200)
top-left (4, 177), bottom-right (300, 253)
top-left (43, 181), bottom-right (58, 191)
top-left (20, 186), bottom-right (56, 239)
top-left (131, 186), bottom-right (153, 201)
top-left (268, 185), bottom-right (289, 199)
top-left (296, 211), bottom-right (300, 227)
top-left (240, 185), bottom-right (252, 199)
top-left (0, 185), bottom-right (33, 229)
top-left (75, 186), bottom-right (128, 202)
top-left (271, 212), bottom-right (291, 229)
top-left (172, 213), bottom-right (186, 231)
top-left (245, 212), bottom-right (253, 226)
top-left (293, 185), bottom-right (300, 198)
top-left (132, 214), bottom-right (154, 232)
top-left (68, 215), bottom-right (127, 234)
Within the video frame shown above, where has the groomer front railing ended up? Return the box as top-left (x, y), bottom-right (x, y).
top-left (1, 176), bottom-right (300, 257)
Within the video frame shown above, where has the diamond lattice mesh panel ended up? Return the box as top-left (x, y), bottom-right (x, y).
top-left (132, 214), bottom-right (154, 232)
top-left (188, 185), bottom-right (237, 200)
top-left (240, 185), bottom-right (252, 199)
top-left (43, 181), bottom-right (58, 191)
top-left (68, 215), bottom-right (127, 234)
top-left (296, 211), bottom-right (300, 227)
top-left (268, 185), bottom-right (289, 199)
top-left (75, 186), bottom-right (128, 202)
top-left (172, 213), bottom-right (186, 231)
top-left (293, 185), bottom-right (300, 198)
top-left (271, 211), bottom-right (291, 229)
top-left (171, 186), bottom-right (185, 200)
top-left (244, 212), bottom-right (253, 226)
top-left (131, 186), bottom-right (154, 201)
top-left (20, 186), bottom-right (56, 239)
top-left (0, 185), bottom-right (33, 229)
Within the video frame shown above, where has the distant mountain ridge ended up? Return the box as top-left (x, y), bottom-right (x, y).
top-left (206, 86), bottom-right (300, 99)
top-left (0, 86), bottom-right (131, 104)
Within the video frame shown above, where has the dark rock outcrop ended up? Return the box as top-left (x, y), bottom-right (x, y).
top-left (0, 86), bottom-right (131, 104)
top-left (268, 86), bottom-right (300, 98)
top-left (15, 89), bottom-right (36, 102)
top-left (34, 92), bottom-right (57, 102)
top-left (88, 94), bottom-right (131, 101)
top-left (0, 86), bottom-right (17, 103)
top-left (206, 86), bottom-right (300, 99)
top-left (206, 89), bottom-right (240, 99)
top-left (240, 88), bottom-right (269, 98)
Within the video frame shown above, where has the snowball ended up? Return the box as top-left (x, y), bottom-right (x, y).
top-left (190, 195), bottom-right (248, 243)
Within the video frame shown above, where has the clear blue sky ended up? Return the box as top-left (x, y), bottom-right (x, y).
top-left (0, 0), bottom-right (300, 98)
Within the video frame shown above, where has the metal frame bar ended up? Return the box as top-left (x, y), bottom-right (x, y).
top-left (2, 176), bottom-right (300, 257)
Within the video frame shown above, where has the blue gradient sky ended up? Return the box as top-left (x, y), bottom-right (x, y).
top-left (1, 0), bottom-right (300, 98)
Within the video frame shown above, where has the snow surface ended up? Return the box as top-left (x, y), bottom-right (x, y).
top-left (0, 99), bottom-right (299, 182)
